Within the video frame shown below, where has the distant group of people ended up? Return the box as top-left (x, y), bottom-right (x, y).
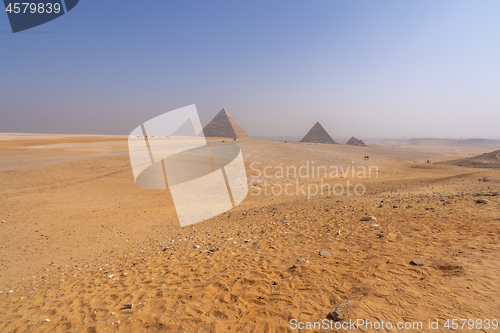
top-left (426, 160), bottom-right (432, 163)
top-left (364, 155), bottom-right (370, 159)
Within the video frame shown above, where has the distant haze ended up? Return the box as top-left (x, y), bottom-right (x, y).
top-left (1, 1), bottom-right (499, 140)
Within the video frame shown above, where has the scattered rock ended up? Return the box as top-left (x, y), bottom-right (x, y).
top-left (296, 258), bottom-right (305, 262)
top-left (377, 232), bottom-right (385, 238)
top-left (360, 216), bottom-right (376, 221)
top-left (194, 245), bottom-right (200, 249)
top-left (443, 201), bottom-right (452, 205)
top-left (209, 247), bottom-right (217, 252)
top-left (252, 243), bottom-right (261, 249)
top-left (319, 250), bottom-right (331, 256)
top-left (425, 207), bottom-right (435, 211)
top-left (476, 199), bottom-right (489, 204)
top-left (327, 300), bottom-right (352, 321)
top-left (42, 319), bottom-right (50, 323)
top-left (121, 303), bottom-right (133, 310)
top-left (410, 258), bottom-right (425, 266)
top-left (244, 238), bottom-right (252, 243)
top-left (370, 224), bottom-right (379, 228)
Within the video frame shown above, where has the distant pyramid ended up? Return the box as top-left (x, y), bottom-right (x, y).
top-left (300, 122), bottom-right (336, 144)
top-left (172, 118), bottom-right (203, 137)
top-left (202, 109), bottom-right (251, 139)
top-left (346, 136), bottom-right (367, 147)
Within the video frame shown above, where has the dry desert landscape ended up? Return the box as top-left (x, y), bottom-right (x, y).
top-left (1, 133), bottom-right (499, 332)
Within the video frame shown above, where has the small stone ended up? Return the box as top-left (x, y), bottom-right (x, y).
top-left (410, 258), bottom-right (425, 266)
top-left (108, 274), bottom-right (114, 278)
top-left (377, 232), bottom-right (385, 238)
top-left (194, 245), bottom-right (200, 249)
top-left (42, 319), bottom-right (50, 323)
top-left (319, 250), bottom-right (331, 256)
top-left (476, 199), bottom-right (489, 204)
top-left (122, 303), bottom-right (133, 309)
top-left (252, 243), bottom-right (261, 249)
top-left (370, 224), bottom-right (379, 228)
top-left (443, 201), bottom-right (452, 205)
top-left (360, 216), bottom-right (376, 221)
top-left (244, 238), bottom-right (252, 243)
top-left (209, 247), bottom-right (217, 252)
top-left (327, 300), bottom-right (351, 321)
top-left (296, 258), bottom-right (305, 262)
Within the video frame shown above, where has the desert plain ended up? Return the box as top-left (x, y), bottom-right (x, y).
top-left (0, 133), bottom-right (499, 332)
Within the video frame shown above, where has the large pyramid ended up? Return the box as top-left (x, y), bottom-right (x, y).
top-left (202, 109), bottom-right (251, 139)
top-left (300, 122), bottom-right (336, 144)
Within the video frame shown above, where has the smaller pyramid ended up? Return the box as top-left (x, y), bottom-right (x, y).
top-left (300, 122), bottom-right (336, 144)
top-left (346, 137), bottom-right (367, 147)
top-left (202, 109), bottom-right (251, 139)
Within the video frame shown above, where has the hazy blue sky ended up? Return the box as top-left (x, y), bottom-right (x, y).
top-left (1, 1), bottom-right (499, 139)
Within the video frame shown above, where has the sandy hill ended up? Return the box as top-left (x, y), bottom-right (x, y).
top-left (346, 136), bottom-right (366, 147)
top-left (300, 122), bottom-right (336, 144)
top-left (440, 149), bottom-right (500, 168)
top-left (202, 109), bottom-right (251, 139)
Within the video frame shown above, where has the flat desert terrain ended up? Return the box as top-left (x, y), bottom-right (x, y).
top-left (1, 134), bottom-right (499, 332)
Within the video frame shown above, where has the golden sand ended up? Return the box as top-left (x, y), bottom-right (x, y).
top-left (0, 134), bottom-right (499, 332)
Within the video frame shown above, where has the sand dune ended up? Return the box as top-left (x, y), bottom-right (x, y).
top-left (440, 149), bottom-right (500, 169)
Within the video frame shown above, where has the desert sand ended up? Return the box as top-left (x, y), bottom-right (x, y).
top-left (1, 134), bottom-right (499, 332)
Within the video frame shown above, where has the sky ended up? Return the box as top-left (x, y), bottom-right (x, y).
top-left (1, 0), bottom-right (499, 140)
